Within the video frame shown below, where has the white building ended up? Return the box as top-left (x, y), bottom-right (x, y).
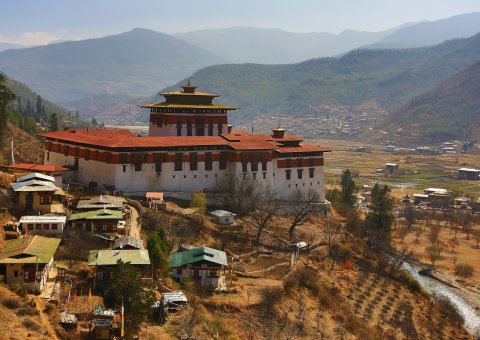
top-left (19, 215), bottom-right (67, 236)
top-left (210, 210), bottom-right (236, 226)
top-left (40, 83), bottom-right (331, 202)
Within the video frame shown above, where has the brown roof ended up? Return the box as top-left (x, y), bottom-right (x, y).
top-left (8, 163), bottom-right (69, 172)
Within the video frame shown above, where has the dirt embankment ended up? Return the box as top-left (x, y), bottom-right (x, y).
top-left (0, 123), bottom-right (43, 164)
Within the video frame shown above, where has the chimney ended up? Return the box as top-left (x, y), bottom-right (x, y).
top-left (272, 127), bottom-right (286, 138)
top-left (227, 124), bottom-right (233, 133)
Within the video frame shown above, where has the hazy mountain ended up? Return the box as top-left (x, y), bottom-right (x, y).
top-left (365, 12), bottom-right (480, 49)
top-left (173, 26), bottom-right (397, 64)
top-left (0, 42), bottom-right (26, 52)
top-left (0, 28), bottom-right (225, 103)
top-left (379, 59), bottom-right (480, 140)
top-left (160, 34), bottom-right (480, 123)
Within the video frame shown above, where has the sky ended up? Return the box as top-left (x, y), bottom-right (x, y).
top-left (1, 0), bottom-right (480, 45)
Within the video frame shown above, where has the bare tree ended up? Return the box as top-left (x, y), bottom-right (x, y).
top-left (286, 188), bottom-right (321, 238)
top-left (413, 226), bottom-right (423, 243)
top-left (401, 205), bottom-right (417, 230)
top-left (246, 186), bottom-right (281, 247)
top-left (390, 244), bottom-right (413, 273)
top-left (324, 217), bottom-right (341, 258)
top-left (429, 224), bottom-right (441, 245)
top-left (216, 173), bottom-right (256, 215)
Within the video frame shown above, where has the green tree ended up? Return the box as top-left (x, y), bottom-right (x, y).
top-left (91, 117), bottom-right (98, 126)
top-left (35, 95), bottom-right (45, 118)
top-left (111, 260), bottom-right (156, 336)
top-left (340, 169), bottom-right (356, 207)
top-left (191, 191), bottom-right (207, 214)
top-left (147, 229), bottom-right (170, 277)
top-left (365, 184), bottom-right (394, 250)
top-left (0, 74), bottom-right (15, 144)
top-left (48, 112), bottom-right (59, 131)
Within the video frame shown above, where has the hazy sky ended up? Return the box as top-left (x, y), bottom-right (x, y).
top-left (1, 0), bottom-right (479, 45)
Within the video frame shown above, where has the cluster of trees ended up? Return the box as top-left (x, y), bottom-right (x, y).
top-left (0, 74), bottom-right (15, 145)
top-left (147, 229), bottom-right (170, 278)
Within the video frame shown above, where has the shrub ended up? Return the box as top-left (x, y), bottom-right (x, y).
top-left (9, 283), bottom-right (29, 296)
top-left (435, 297), bottom-right (464, 325)
top-left (2, 298), bottom-right (20, 309)
top-left (259, 286), bottom-right (283, 313)
top-left (44, 302), bottom-right (57, 314)
top-left (283, 268), bottom-right (320, 296)
top-left (204, 316), bottom-right (232, 338)
top-left (22, 318), bottom-right (41, 332)
top-left (17, 308), bottom-right (38, 316)
top-left (455, 263), bottom-right (474, 278)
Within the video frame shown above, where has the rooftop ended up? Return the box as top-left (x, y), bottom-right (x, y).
top-left (0, 235), bottom-right (61, 264)
top-left (112, 236), bottom-right (144, 250)
top-left (8, 163), bottom-right (69, 173)
top-left (88, 249), bottom-right (151, 266)
top-left (19, 215), bottom-right (67, 224)
top-left (11, 179), bottom-right (58, 192)
top-left (69, 209), bottom-right (123, 221)
top-left (169, 246), bottom-right (228, 268)
top-left (210, 210), bottom-right (236, 217)
top-left (17, 172), bottom-right (55, 183)
top-left (76, 195), bottom-right (126, 210)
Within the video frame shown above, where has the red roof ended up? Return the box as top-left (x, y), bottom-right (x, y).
top-left (8, 163), bottom-right (69, 172)
top-left (146, 192), bottom-right (163, 200)
top-left (39, 129), bottom-right (331, 154)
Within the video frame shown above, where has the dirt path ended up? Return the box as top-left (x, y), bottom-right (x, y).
top-left (128, 204), bottom-right (141, 239)
top-left (34, 296), bottom-right (59, 340)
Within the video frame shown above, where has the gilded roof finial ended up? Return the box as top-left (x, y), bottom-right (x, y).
top-left (187, 79), bottom-right (191, 86)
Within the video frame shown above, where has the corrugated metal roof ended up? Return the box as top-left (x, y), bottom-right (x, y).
top-left (11, 179), bottom-right (58, 192)
top-left (19, 215), bottom-right (67, 224)
top-left (210, 210), bottom-right (236, 217)
top-left (76, 195), bottom-right (126, 210)
top-left (17, 172), bottom-right (55, 183)
top-left (0, 236), bottom-right (61, 264)
top-left (88, 249), bottom-right (151, 266)
top-left (69, 209), bottom-right (123, 221)
top-left (169, 246), bottom-right (227, 268)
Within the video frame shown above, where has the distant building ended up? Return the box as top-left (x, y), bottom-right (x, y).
top-left (11, 173), bottom-right (64, 213)
top-left (424, 188), bottom-right (449, 195)
top-left (458, 168), bottom-right (480, 180)
top-left (428, 192), bottom-right (450, 209)
top-left (146, 192), bottom-right (164, 210)
top-left (170, 246), bottom-right (228, 289)
top-left (19, 215), bottom-right (67, 237)
top-left (69, 209), bottom-right (125, 236)
top-left (88, 249), bottom-right (152, 283)
top-left (210, 210), bottom-right (236, 226)
top-left (386, 145), bottom-right (395, 152)
top-left (385, 163), bottom-right (399, 174)
top-left (413, 194), bottom-right (429, 206)
top-left (75, 195), bottom-right (126, 211)
top-left (0, 235), bottom-right (60, 291)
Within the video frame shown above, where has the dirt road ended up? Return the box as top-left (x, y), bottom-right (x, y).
top-left (34, 296), bottom-right (59, 340)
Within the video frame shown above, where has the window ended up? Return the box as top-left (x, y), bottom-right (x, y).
top-left (85, 150), bottom-right (90, 161)
top-left (63, 145), bottom-right (69, 156)
top-left (36, 224), bottom-right (41, 230)
top-left (122, 165), bottom-right (127, 172)
top-left (263, 172), bottom-right (267, 179)
top-left (51, 224), bottom-right (58, 230)
top-left (176, 123), bottom-right (182, 136)
top-left (297, 158), bottom-right (303, 167)
top-left (134, 153), bottom-right (143, 172)
top-left (205, 152), bottom-right (212, 171)
top-left (27, 224), bottom-right (33, 231)
top-left (242, 161), bottom-right (248, 173)
top-left (253, 173), bottom-right (257, 179)
top-left (218, 123), bottom-right (223, 134)
top-left (190, 152), bottom-right (198, 171)
top-left (14, 271), bottom-right (18, 277)
top-left (119, 153), bottom-right (128, 164)
top-left (219, 152), bottom-right (227, 170)
top-left (286, 170), bottom-right (291, 180)
top-left (261, 161), bottom-right (267, 172)
top-left (175, 153), bottom-right (183, 171)
top-left (208, 122), bottom-right (214, 136)
top-left (251, 162), bottom-right (258, 172)
top-left (309, 168), bottom-right (315, 178)
top-left (286, 159), bottom-right (292, 168)
top-left (46, 152), bottom-right (50, 161)
top-left (309, 159), bottom-right (315, 167)
top-left (135, 163), bottom-right (142, 171)
top-left (43, 224), bottom-right (49, 230)
top-left (97, 271), bottom-right (103, 281)
top-left (297, 169), bottom-right (303, 179)
top-left (154, 153), bottom-right (166, 173)
top-left (187, 119), bottom-right (192, 136)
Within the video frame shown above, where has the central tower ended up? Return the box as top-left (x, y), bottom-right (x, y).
top-left (142, 81), bottom-right (237, 137)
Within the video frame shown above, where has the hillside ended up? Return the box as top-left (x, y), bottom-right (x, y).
top-left (366, 12), bottom-right (480, 49)
top-left (0, 28), bottom-right (225, 103)
top-left (378, 59), bottom-right (480, 140)
top-left (158, 34), bottom-right (480, 123)
top-left (0, 123), bottom-right (43, 164)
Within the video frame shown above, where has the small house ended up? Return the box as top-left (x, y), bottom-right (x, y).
top-left (386, 145), bottom-right (395, 152)
top-left (90, 319), bottom-right (112, 340)
top-left (458, 168), bottom-right (480, 180)
top-left (59, 311), bottom-right (78, 331)
top-left (153, 291), bottom-right (189, 324)
top-left (19, 215), bottom-right (67, 237)
top-left (413, 194), bottom-right (429, 206)
top-left (75, 195), bottom-right (126, 211)
top-left (0, 235), bottom-right (61, 291)
top-left (428, 193), bottom-right (450, 209)
top-left (424, 188), bottom-right (449, 195)
top-left (88, 249), bottom-right (152, 283)
top-left (385, 163), bottom-right (399, 174)
top-left (7, 163), bottom-right (69, 187)
top-left (146, 192), bottom-right (164, 210)
top-left (69, 209), bottom-right (125, 236)
top-left (210, 210), bottom-right (236, 226)
top-left (170, 246), bottom-right (228, 289)
top-left (11, 173), bottom-right (64, 213)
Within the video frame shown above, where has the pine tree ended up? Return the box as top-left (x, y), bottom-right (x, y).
top-left (340, 169), bottom-right (356, 207)
top-left (0, 74), bottom-right (15, 144)
top-left (146, 230), bottom-right (169, 277)
top-left (48, 113), bottom-right (59, 131)
top-left (35, 95), bottom-right (45, 118)
top-left (365, 183), bottom-right (394, 250)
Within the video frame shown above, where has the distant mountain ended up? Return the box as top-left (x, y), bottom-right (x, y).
top-left (173, 26), bottom-right (397, 64)
top-left (0, 28), bottom-right (225, 103)
top-left (378, 59), bottom-right (480, 140)
top-left (0, 42), bottom-right (26, 52)
top-left (365, 12), bottom-right (480, 49)
top-left (161, 34), bottom-right (480, 123)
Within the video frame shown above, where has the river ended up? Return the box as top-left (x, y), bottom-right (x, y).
top-left (402, 262), bottom-right (480, 335)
